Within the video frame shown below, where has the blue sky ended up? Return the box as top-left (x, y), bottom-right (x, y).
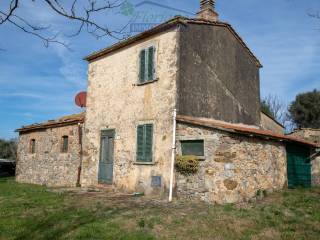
top-left (0, 0), bottom-right (319, 139)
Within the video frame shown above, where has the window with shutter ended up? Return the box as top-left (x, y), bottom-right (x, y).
top-left (139, 49), bottom-right (146, 82)
top-left (136, 124), bottom-right (153, 162)
top-left (147, 46), bottom-right (154, 80)
top-left (139, 46), bottom-right (156, 83)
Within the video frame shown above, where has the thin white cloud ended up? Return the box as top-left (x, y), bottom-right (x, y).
top-left (0, 92), bottom-right (45, 99)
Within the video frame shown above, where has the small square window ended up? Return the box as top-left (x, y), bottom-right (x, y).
top-left (181, 140), bottom-right (204, 157)
top-left (61, 136), bottom-right (69, 153)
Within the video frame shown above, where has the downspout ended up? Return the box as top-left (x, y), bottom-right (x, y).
top-left (77, 122), bottom-right (83, 187)
top-left (169, 109), bottom-right (177, 202)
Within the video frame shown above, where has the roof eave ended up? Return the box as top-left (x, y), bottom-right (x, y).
top-left (16, 119), bottom-right (84, 133)
top-left (83, 17), bottom-right (262, 68)
top-left (176, 115), bottom-right (318, 148)
top-left (84, 16), bottom-right (186, 62)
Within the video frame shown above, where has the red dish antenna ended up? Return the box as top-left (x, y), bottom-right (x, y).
top-left (75, 91), bottom-right (87, 108)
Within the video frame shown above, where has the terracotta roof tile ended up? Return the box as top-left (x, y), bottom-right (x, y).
top-left (16, 112), bottom-right (85, 132)
top-left (177, 115), bottom-right (319, 148)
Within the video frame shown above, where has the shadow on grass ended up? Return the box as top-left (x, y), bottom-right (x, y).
top-left (14, 207), bottom-right (98, 239)
top-left (14, 203), bottom-right (154, 240)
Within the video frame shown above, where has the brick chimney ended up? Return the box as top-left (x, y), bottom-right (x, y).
top-left (196, 0), bottom-right (219, 21)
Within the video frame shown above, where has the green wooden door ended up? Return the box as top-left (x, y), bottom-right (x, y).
top-left (98, 130), bottom-right (115, 184)
top-left (286, 144), bottom-right (311, 188)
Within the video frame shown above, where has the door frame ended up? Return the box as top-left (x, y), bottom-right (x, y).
top-left (98, 129), bottom-right (115, 185)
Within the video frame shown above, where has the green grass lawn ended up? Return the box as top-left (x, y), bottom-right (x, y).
top-left (0, 178), bottom-right (320, 240)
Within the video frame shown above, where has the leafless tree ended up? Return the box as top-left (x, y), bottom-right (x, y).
top-left (261, 94), bottom-right (289, 126)
top-left (0, 0), bottom-right (126, 49)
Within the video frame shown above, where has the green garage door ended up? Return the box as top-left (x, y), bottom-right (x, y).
top-left (286, 144), bottom-right (311, 188)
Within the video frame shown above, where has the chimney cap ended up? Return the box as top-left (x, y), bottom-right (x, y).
top-left (200, 0), bottom-right (215, 10)
top-left (197, 0), bottom-right (219, 21)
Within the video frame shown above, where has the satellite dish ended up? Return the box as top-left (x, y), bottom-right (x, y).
top-left (75, 92), bottom-right (87, 108)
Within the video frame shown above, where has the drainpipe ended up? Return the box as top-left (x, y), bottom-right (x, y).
top-left (169, 109), bottom-right (177, 202)
top-left (77, 123), bottom-right (83, 187)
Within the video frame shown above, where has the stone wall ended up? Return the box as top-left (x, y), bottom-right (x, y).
top-left (82, 28), bottom-right (179, 195)
top-left (16, 124), bottom-right (81, 187)
top-left (288, 129), bottom-right (320, 186)
top-left (312, 154), bottom-right (320, 186)
top-left (175, 123), bottom-right (287, 204)
top-left (260, 112), bottom-right (284, 134)
top-left (289, 129), bottom-right (320, 145)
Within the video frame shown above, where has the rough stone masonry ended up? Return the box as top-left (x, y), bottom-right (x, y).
top-left (176, 122), bottom-right (287, 204)
top-left (16, 116), bottom-right (83, 187)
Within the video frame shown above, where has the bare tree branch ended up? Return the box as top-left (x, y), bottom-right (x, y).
top-left (261, 94), bottom-right (289, 126)
top-left (0, 9), bottom-right (69, 49)
top-left (0, 0), bottom-right (19, 24)
top-left (0, 0), bottom-right (125, 49)
top-left (43, 0), bottom-right (124, 39)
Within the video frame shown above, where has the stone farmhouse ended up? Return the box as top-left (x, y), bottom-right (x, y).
top-left (16, 1), bottom-right (320, 204)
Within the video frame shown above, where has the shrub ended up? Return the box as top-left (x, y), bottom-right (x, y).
top-left (175, 155), bottom-right (200, 175)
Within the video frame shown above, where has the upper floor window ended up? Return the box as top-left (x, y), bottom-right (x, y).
top-left (136, 124), bottom-right (153, 162)
top-left (139, 46), bottom-right (156, 83)
top-left (30, 139), bottom-right (36, 154)
top-left (61, 136), bottom-right (69, 153)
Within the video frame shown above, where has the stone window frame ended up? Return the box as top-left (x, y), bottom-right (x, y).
top-left (29, 139), bottom-right (36, 154)
top-left (61, 135), bottom-right (69, 153)
top-left (177, 136), bottom-right (207, 160)
top-left (134, 120), bottom-right (156, 165)
top-left (136, 41), bottom-right (159, 86)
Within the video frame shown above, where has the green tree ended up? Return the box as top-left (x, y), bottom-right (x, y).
top-left (0, 139), bottom-right (17, 160)
top-left (289, 89), bottom-right (320, 129)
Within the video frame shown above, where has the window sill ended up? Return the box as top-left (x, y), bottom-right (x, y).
top-left (181, 155), bottom-right (206, 161)
top-left (135, 78), bottom-right (159, 86)
top-left (134, 162), bottom-right (156, 166)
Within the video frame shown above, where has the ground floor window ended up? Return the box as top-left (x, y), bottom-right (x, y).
top-left (136, 124), bottom-right (153, 162)
top-left (181, 140), bottom-right (204, 157)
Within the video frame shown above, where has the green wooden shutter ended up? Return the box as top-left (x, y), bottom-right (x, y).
top-left (137, 125), bottom-right (145, 161)
top-left (139, 49), bottom-right (146, 83)
top-left (144, 124), bottom-right (153, 162)
top-left (136, 124), bottom-right (153, 162)
top-left (147, 47), bottom-right (155, 80)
